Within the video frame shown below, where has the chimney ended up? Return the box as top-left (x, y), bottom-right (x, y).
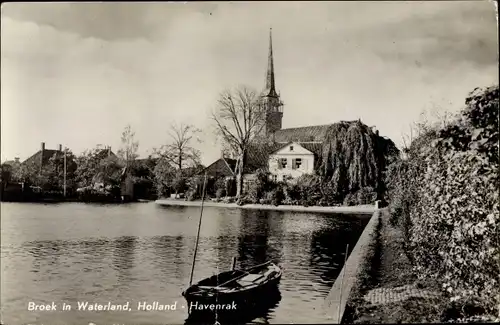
top-left (40, 142), bottom-right (45, 171)
top-left (14, 157), bottom-right (20, 163)
top-left (108, 146), bottom-right (111, 157)
top-left (58, 144), bottom-right (62, 151)
top-left (375, 130), bottom-right (379, 136)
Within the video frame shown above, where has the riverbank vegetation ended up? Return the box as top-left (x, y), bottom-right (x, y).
top-left (346, 85), bottom-right (499, 323)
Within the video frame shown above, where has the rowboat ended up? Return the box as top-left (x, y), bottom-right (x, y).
top-left (182, 260), bottom-right (282, 313)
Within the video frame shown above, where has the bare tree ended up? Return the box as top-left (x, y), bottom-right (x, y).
top-left (155, 123), bottom-right (202, 173)
top-left (211, 85), bottom-right (267, 198)
top-left (153, 123), bottom-right (202, 197)
top-left (117, 124), bottom-right (139, 167)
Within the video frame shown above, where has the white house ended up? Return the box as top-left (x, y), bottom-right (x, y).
top-left (268, 142), bottom-right (315, 182)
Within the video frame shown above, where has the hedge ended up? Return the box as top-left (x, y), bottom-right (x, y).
top-left (386, 85), bottom-right (499, 317)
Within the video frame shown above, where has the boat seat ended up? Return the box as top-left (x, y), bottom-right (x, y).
top-left (236, 273), bottom-right (265, 285)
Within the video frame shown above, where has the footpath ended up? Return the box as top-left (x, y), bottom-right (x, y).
top-left (343, 209), bottom-right (445, 324)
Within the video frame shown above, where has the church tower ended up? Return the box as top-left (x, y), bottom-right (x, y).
top-left (261, 28), bottom-right (284, 138)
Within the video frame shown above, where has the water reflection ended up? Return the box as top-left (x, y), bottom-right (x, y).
top-left (151, 235), bottom-right (186, 280)
top-left (237, 209), bottom-right (271, 268)
top-left (309, 219), bottom-right (362, 286)
top-left (112, 236), bottom-right (137, 282)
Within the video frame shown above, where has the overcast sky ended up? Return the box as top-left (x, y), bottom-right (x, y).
top-left (1, 1), bottom-right (498, 165)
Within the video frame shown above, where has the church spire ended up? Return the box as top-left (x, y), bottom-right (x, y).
top-left (264, 28), bottom-right (278, 98)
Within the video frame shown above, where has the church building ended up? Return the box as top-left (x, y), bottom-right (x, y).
top-left (244, 29), bottom-right (335, 182)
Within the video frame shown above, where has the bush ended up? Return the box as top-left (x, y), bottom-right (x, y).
top-left (215, 188), bottom-right (226, 199)
top-left (295, 174), bottom-right (322, 206)
top-left (214, 177), bottom-right (226, 193)
top-left (343, 192), bottom-right (357, 206)
top-left (273, 185), bottom-right (285, 206)
top-left (222, 196), bottom-right (236, 204)
top-left (355, 186), bottom-right (378, 205)
top-left (186, 189), bottom-right (197, 201)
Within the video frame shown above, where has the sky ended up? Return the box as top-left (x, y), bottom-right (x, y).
top-left (1, 1), bottom-right (498, 165)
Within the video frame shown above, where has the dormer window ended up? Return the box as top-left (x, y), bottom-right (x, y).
top-left (290, 146), bottom-right (294, 151)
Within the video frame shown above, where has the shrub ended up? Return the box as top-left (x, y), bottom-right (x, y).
top-left (215, 188), bottom-right (226, 199)
top-left (295, 174), bottom-right (322, 206)
top-left (186, 189), bottom-right (197, 201)
top-left (343, 192), bottom-right (357, 206)
top-left (214, 177), bottom-right (226, 193)
top-left (222, 196), bottom-right (235, 204)
top-left (355, 186), bottom-right (378, 205)
top-left (283, 183), bottom-right (301, 204)
top-left (270, 185), bottom-right (285, 206)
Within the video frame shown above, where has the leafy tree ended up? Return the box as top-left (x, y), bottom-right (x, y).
top-left (1, 163), bottom-right (13, 185)
top-left (43, 149), bottom-right (78, 192)
top-left (153, 157), bottom-right (175, 197)
top-left (75, 147), bottom-right (123, 188)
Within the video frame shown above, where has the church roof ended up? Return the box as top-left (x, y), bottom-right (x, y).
top-left (272, 124), bottom-right (332, 143)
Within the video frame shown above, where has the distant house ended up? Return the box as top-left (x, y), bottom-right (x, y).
top-left (95, 146), bottom-right (117, 161)
top-left (201, 157), bottom-right (237, 179)
top-left (3, 157), bottom-right (21, 168)
top-left (268, 142), bottom-right (322, 182)
top-left (22, 142), bottom-right (66, 171)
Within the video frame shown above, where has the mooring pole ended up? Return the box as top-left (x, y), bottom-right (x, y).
top-left (188, 173), bottom-right (208, 287)
top-left (338, 244), bottom-right (350, 324)
top-left (63, 148), bottom-right (67, 198)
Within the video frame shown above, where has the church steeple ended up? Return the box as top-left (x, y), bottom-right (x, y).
top-left (264, 28), bottom-right (278, 98)
top-left (260, 27), bottom-right (284, 138)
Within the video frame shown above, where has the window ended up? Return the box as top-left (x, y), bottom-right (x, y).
top-left (273, 175), bottom-right (278, 182)
top-left (293, 158), bottom-right (302, 170)
top-left (289, 146), bottom-right (294, 151)
top-left (279, 158), bottom-right (287, 169)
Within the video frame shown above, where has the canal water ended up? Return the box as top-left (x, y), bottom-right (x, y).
top-left (0, 202), bottom-right (370, 325)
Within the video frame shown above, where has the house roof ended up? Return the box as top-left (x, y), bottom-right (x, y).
top-left (269, 141), bottom-right (323, 156)
top-left (246, 142), bottom-right (284, 173)
top-left (3, 160), bottom-right (20, 166)
top-left (23, 149), bottom-right (63, 166)
top-left (200, 158), bottom-right (237, 177)
top-left (95, 148), bottom-right (117, 161)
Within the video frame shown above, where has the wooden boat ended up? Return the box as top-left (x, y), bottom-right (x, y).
top-left (182, 260), bottom-right (282, 313)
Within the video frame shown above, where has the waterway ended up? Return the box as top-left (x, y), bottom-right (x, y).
top-left (0, 202), bottom-right (369, 324)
